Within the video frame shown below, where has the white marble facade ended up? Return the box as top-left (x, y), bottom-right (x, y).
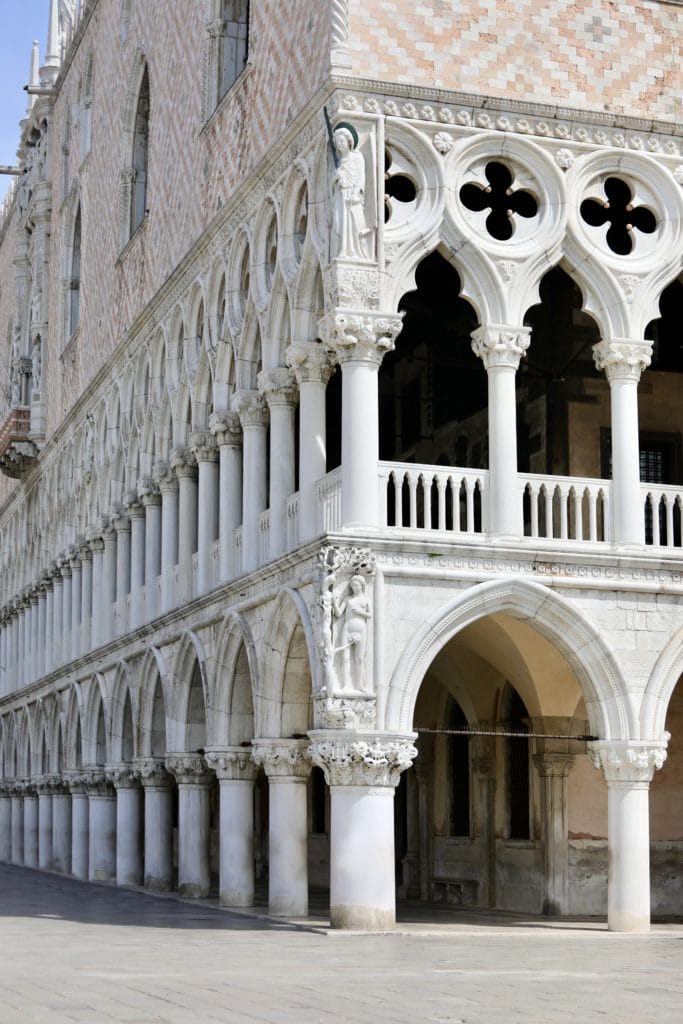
top-left (0, 0), bottom-right (682, 932)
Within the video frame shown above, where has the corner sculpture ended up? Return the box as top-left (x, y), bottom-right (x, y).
top-left (328, 116), bottom-right (371, 260)
top-left (315, 545), bottom-right (376, 698)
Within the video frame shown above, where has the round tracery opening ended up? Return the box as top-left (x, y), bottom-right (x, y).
top-left (459, 161), bottom-right (538, 241)
top-left (580, 176), bottom-right (656, 256)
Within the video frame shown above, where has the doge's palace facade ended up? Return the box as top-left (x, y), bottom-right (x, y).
top-left (0, 0), bottom-right (682, 932)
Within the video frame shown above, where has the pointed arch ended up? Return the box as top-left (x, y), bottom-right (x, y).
top-left (258, 588), bottom-right (317, 738)
top-left (109, 661), bottom-right (139, 762)
top-left (211, 611), bottom-right (258, 747)
top-left (170, 630), bottom-right (211, 752)
top-left (137, 645), bottom-right (173, 758)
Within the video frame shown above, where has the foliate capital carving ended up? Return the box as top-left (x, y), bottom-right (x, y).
top-left (110, 503), bottom-right (130, 533)
top-left (106, 764), bottom-right (140, 789)
top-left (593, 339), bottom-right (652, 382)
top-left (123, 489), bottom-right (145, 518)
top-left (152, 460), bottom-right (179, 494)
top-left (286, 342), bottom-right (336, 385)
top-left (471, 325), bottom-right (531, 370)
top-left (164, 753), bottom-right (212, 786)
top-left (313, 696), bottom-right (377, 730)
top-left (134, 757), bottom-right (173, 789)
top-left (257, 367), bottom-right (299, 408)
top-left (137, 476), bottom-right (161, 507)
top-left (97, 514), bottom-right (115, 541)
top-left (318, 310), bottom-right (403, 367)
top-left (251, 739), bottom-right (311, 779)
top-left (67, 771), bottom-right (89, 795)
top-left (207, 17), bottom-right (226, 39)
top-left (85, 526), bottom-right (104, 552)
top-left (81, 769), bottom-right (115, 798)
top-left (204, 748), bottom-right (258, 781)
top-left (231, 390), bottom-right (269, 429)
top-left (309, 732), bottom-right (418, 788)
top-left (59, 558), bottom-right (72, 580)
top-left (189, 430), bottom-right (218, 464)
top-left (170, 447), bottom-right (198, 480)
top-left (35, 774), bottom-right (61, 795)
top-left (532, 753), bottom-right (575, 779)
top-left (589, 738), bottom-right (669, 785)
top-left (209, 410), bottom-right (242, 447)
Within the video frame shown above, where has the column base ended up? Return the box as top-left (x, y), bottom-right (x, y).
top-left (220, 888), bottom-right (253, 908)
top-left (178, 881), bottom-right (210, 899)
top-left (330, 904), bottom-right (395, 930)
top-left (608, 912), bottom-right (650, 934)
top-left (145, 875), bottom-right (173, 893)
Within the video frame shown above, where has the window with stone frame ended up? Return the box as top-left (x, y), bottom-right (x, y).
top-left (206, 0), bottom-right (250, 116)
top-left (67, 202), bottom-right (82, 342)
top-left (79, 56), bottom-right (94, 163)
top-left (129, 64), bottom-right (150, 237)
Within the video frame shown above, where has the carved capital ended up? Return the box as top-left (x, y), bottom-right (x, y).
top-left (110, 503), bottom-right (130, 533)
top-left (257, 367), bottom-right (298, 408)
top-left (209, 410), bottom-right (242, 447)
top-left (313, 696), bottom-right (377, 730)
top-left (164, 753), bottom-right (212, 786)
top-left (593, 339), bottom-right (652, 382)
top-left (81, 769), bottom-right (116, 798)
top-left (137, 476), bottom-right (161, 507)
top-left (309, 732), bottom-right (417, 788)
top-left (123, 489), bottom-right (145, 519)
top-left (251, 739), bottom-right (311, 779)
top-left (204, 747), bottom-right (258, 781)
top-left (170, 447), bottom-right (198, 480)
top-left (532, 753), bottom-right (575, 778)
top-left (318, 310), bottom-right (403, 367)
top-left (189, 430), bottom-right (218, 464)
top-left (35, 774), bottom-right (60, 795)
top-left (106, 764), bottom-right (140, 789)
top-left (152, 460), bottom-right (179, 494)
top-left (134, 757), bottom-right (173, 789)
top-left (286, 342), bottom-right (335, 385)
top-left (67, 771), bottom-right (89, 795)
top-left (232, 390), bottom-right (269, 429)
top-left (471, 325), bottom-right (531, 370)
top-left (589, 739), bottom-right (668, 786)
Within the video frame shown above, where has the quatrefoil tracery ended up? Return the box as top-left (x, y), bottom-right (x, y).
top-left (580, 176), bottom-right (656, 256)
top-left (459, 161), bottom-right (539, 241)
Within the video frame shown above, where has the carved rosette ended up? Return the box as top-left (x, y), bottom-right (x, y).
top-left (471, 325), bottom-right (531, 370)
top-left (257, 367), bottom-right (298, 409)
top-left (286, 342), bottom-right (335, 385)
top-left (204, 748), bottom-right (258, 782)
top-left (231, 390), bottom-right (269, 429)
top-left (164, 753), bottom-right (213, 786)
top-left (309, 733), bottom-right (418, 788)
top-left (593, 339), bottom-right (652, 383)
top-left (589, 739), bottom-right (669, 785)
top-left (313, 696), bottom-right (377, 730)
top-left (81, 769), bottom-right (116, 798)
top-left (134, 757), bottom-right (173, 789)
top-left (251, 739), bottom-right (311, 779)
top-left (318, 310), bottom-right (404, 367)
top-left (209, 410), bottom-right (242, 448)
top-left (106, 764), bottom-right (140, 790)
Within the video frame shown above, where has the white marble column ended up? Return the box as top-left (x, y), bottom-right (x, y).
top-left (69, 546), bottom-right (82, 662)
top-left (287, 343), bottom-right (334, 542)
top-left (205, 749), bottom-right (258, 907)
top-left (124, 491), bottom-right (145, 628)
top-left (19, 592), bottom-right (30, 685)
top-left (233, 391), bottom-right (268, 572)
top-left (319, 311), bottom-right (403, 529)
top-left (69, 773), bottom-right (89, 880)
top-left (471, 325), bottom-right (530, 538)
top-left (310, 732), bottom-right (417, 930)
top-left (111, 505), bottom-right (131, 600)
top-left (17, 597), bottom-right (27, 684)
top-left (138, 478), bottom-right (162, 618)
top-left (52, 779), bottom-right (72, 874)
top-left (0, 613), bottom-right (7, 695)
top-left (23, 782), bottom-right (39, 868)
top-left (189, 431), bottom-right (219, 594)
top-left (209, 412), bottom-right (242, 582)
top-left (170, 448), bottom-right (198, 601)
top-left (0, 784), bottom-right (12, 862)
top-left (253, 740), bottom-right (311, 917)
top-left (37, 777), bottom-right (55, 870)
top-left (78, 540), bottom-right (93, 656)
top-left (109, 765), bottom-right (143, 886)
top-left (593, 340), bottom-right (651, 546)
top-left (259, 369), bottom-right (298, 559)
top-left (533, 752), bottom-right (574, 916)
top-left (165, 754), bottom-right (213, 898)
top-left (29, 590), bottom-right (40, 682)
top-left (591, 740), bottom-right (667, 932)
top-left (84, 770), bottom-right (117, 882)
top-left (44, 574), bottom-right (55, 672)
top-left (136, 758), bottom-right (174, 891)
top-left (10, 783), bottom-right (24, 864)
top-left (100, 519), bottom-right (118, 643)
top-left (60, 561), bottom-right (72, 662)
top-left (51, 562), bottom-right (64, 667)
top-left (153, 461), bottom-right (179, 613)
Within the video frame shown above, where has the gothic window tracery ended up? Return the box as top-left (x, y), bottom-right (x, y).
top-left (459, 161), bottom-right (538, 241)
top-left (580, 176), bottom-right (656, 256)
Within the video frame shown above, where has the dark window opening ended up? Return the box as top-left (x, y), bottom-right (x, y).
top-left (448, 698), bottom-right (470, 837)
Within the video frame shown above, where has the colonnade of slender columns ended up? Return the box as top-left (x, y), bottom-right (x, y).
top-left (233, 391), bottom-right (268, 572)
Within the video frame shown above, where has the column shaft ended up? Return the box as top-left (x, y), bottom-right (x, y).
top-left (52, 790), bottom-right (72, 873)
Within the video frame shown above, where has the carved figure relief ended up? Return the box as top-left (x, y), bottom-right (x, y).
top-left (330, 122), bottom-right (371, 260)
top-left (315, 545), bottom-right (375, 697)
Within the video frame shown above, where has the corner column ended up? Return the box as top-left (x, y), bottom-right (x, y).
top-left (310, 732), bottom-right (417, 930)
top-left (286, 343), bottom-right (334, 542)
top-left (136, 758), bottom-right (174, 891)
top-left (471, 325), bottom-right (530, 538)
top-left (205, 748), bottom-right (258, 907)
top-left (319, 310), bottom-right (403, 529)
top-left (165, 754), bottom-right (213, 898)
top-left (253, 739), bottom-right (311, 917)
top-left (590, 740), bottom-right (667, 932)
top-left (209, 412), bottom-right (242, 582)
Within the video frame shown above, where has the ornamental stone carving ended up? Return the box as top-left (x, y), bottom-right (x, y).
top-left (204, 748), bottom-right (258, 781)
top-left (170, 447), bottom-right (198, 479)
top-left (137, 476), bottom-right (161, 507)
top-left (309, 732), bottom-right (418, 788)
top-left (318, 310), bottom-right (403, 366)
top-left (257, 367), bottom-right (298, 408)
top-left (286, 342), bottom-right (335, 385)
top-left (106, 764), bottom-right (140, 789)
top-left (134, 757), bottom-right (173, 789)
top-left (593, 339), bottom-right (652, 382)
top-left (313, 696), bottom-right (377, 730)
top-left (315, 545), bottom-right (376, 698)
top-left (67, 771), bottom-right (89, 795)
top-left (164, 753), bottom-right (212, 785)
top-left (471, 325), bottom-right (531, 370)
top-left (323, 264), bottom-right (380, 310)
top-left (251, 739), bottom-right (311, 779)
top-left (152, 460), bottom-right (178, 494)
top-left (209, 410), bottom-right (242, 447)
top-left (189, 430), bottom-right (218, 464)
top-left (81, 769), bottom-right (115, 798)
top-left (231, 390), bottom-right (269, 429)
top-left (589, 739), bottom-right (669, 784)
top-left (330, 122), bottom-right (371, 260)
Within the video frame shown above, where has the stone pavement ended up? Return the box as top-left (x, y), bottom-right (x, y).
top-left (1, 866), bottom-right (682, 1024)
